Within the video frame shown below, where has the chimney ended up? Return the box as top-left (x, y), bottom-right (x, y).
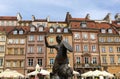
top-left (32, 15), bottom-right (35, 21)
top-left (17, 12), bottom-right (22, 21)
top-left (85, 13), bottom-right (90, 20)
top-left (115, 13), bottom-right (120, 21)
top-left (46, 16), bottom-right (50, 22)
top-left (103, 13), bottom-right (112, 24)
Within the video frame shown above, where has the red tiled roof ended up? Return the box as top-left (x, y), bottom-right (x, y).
top-left (0, 16), bottom-right (17, 20)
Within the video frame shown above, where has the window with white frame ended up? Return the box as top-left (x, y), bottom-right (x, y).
top-left (14, 48), bottom-right (18, 54)
top-left (0, 46), bottom-right (4, 52)
top-left (102, 56), bottom-right (107, 64)
top-left (37, 35), bottom-right (44, 41)
top-left (83, 45), bottom-right (88, 51)
top-left (76, 57), bottom-right (80, 64)
top-left (50, 48), bottom-right (54, 53)
top-left (64, 37), bottom-right (68, 42)
top-left (92, 57), bottom-right (97, 64)
top-left (49, 28), bottom-right (54, 33)
top-left (39, 27), bottom-right (43, 32)
top-left (37, 46), bottom-right (42, 53)
top-left (20, 61), bottom-right (24, 67)
top-left (8, 39), bottom-right (13, 44)
top-left (84, 57), bottom-right (89, 64)
top-left (81, 22), bottom-right (87, 28)
top-left (108, 29), bottom-right (112, 33)
top-left (6, 61), bottom-right (10, 67)
top-left (57, 28), bottom-right (61, 33)
top-left (110, 56), bottom-right (114, 64)
top-left (64, 28), bottom-right (68, 33)
top-left (0, 36), bottom-right (5, 41)
top-left (50, 58), bottom-right (54, 65)
top-left (14, 39), bottom-right (19, 44)
top-left (91, 45), bottom-right (96, 52)
top-left (115, 37), bottom-right (120, 42)
top-left (19, 30), bottom-right (23, 34)
top-left (20, 48), bottom-right (24, 54)
top-left (49, 37), bottom-right (54, 43)
top-left (29, 35), bottom-right (34, 41)
top-left (101, 29), bottom-right (106, 33)
top-left (13, 61), bottom-right (17, 67)
top-left (99, 37), bottom-right (104, 42)
top-left (118, 56), bottom-right (120, 64)
top-left (109, 47), bottom-right (113, 53)
top-left (101, 47), bottom-right (106, 53)
top-left (30, 27), bottom-right (35, 32)
top-left (117, 47), bottom-right (120, 53)
top-left (90, 34), bottom-right (95, 40)
top-left (107, 37), bottom-right (112, 42)
top-left (0, 58), bottom-right (3, 66)
top-left (38, 58), bottom-right (42, 66)
top-left (28, 58), bottom-right (33, 66)
top-left (75, 45), bottom-right (80, 52)
top-left (82, 33), bottom-right (88, 40)
top-left (74, 33), bottom-right (80, 39)
top-left (20, 39), bottom-right (25, 44)
top-left (28, 46), bottom-right (34, 53)
top-left (13, 30), bottom-right (17, 34)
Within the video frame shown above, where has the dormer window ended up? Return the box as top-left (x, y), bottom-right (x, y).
top-left (39, 27), bottom-right (44, 32)
top-left (64, 28), bottom-right (68, 33)
top-left (101, 29), bottom-right (106, 33)
top-left (19, 30), bottom-right (23, 34)
top-left (57, 28), bottom-right (61, 33)
top-left (108, 29), bottom-right (112, 33)
top-left (13, 30), bottom-right (17, 34)
top-left (80, 22), bottom-right (87, 28)
top-left (117, 22), bottom-right (120, 25)
top-left (49, 27), bottom-right (54, 33)
top-left (30, 27), bottom-right (35, 32)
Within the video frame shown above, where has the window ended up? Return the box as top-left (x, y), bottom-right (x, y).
top-left (75, 45), bottom-right (80, 52)
top-left (37, 46), bottom-right (42, 53)
top-left (83, 45), bottom-right (88, 52)
top-left (110, 56), bottom-right (114, 64)
top-left (28, 46), bottom-right (34, 53)
top-left (101, 47), bottom-right (106, 53)
top-left (20, 39), bottom-right (25, 44)
top-left (117, 47), bottom-right (120, 53)
top-left (13, 61), bottom-right (17, 67)
top-left (37, 35), bottom-right (44, 41)
top-left (28, 58), bottom-right (33, 66)
top-left (8, 39), bottom-right (13, 44)
top-left (19, 30), bottom-right (23, 34)
top-left (8, 48), bottom-right (12, 54)
top-left (38, 59), bottom-right (42, 66)
top-left (90, 34), bottom-right (95, 40)
top-left (109, 47), bottom-right (113, 53)
top-left (64, 28), bottom-right (68, 33)
top-left (92, 57), bottom-right (97, 64)
top-left (81, 22), bottom-right (87, 28)
top-left (0, 36), bottom-right (5, 41)
top-left (64, 37), bottom-right (68, 42)
top-left (13, 30), bottom-right (17, 34)
top-left (108, 29), bottom-right (112, 33)
top-left (84, 57), bottom-right (89, 64)
top-left (39, 27), bottom-right (43, 32)
top-left (50, 58), bottom-right (54, 65)
top-left (107, 37), bottom-right (112, 42)
top-left (0, 46), bottom-right (4, 52)
top-left (102, 56), bottom-right (107, 64)
top-left (91, 45), bottom-right (96, 52)
top-left (101, 29), bottom-right (106, 33)
top-left (20, 61), bottom-right (24, 67)
top-left (29, 35), bottom-right (34, 41)
top-left (50, 48), bottom-right (54, 53)
top-left (49, 37), bottom-right (54, 43)
top-left (20, 48), bottom-right (24, 54)
top-left (115, 38), bottom-right (119, 42)
top-left (82, 33), bottom-right (88, 40)
top-left (0, 58), bottom-right (3, 66)
top-left (30, 27), bottom-right (35, 32)
top-left (118, 56), bottom-right (120, 63)
top-left (99, 37), bottom-right (104, 42)
top-left (14, 39), bottom-right (18, 44)
top-left (49, 28), bottom-right (54, 33)
top-left (14, 48), bottom-right (18, 54)
top-left (74, 33), bottom-right (80, 39)
top-left (76, 57), bottom-right (80, 64)
top-left (57, 28), bottom-right (61, 33)
top-left (6, 61), bottom-right (10, 67)
top-left (1, 21), bottom-right (4, 26)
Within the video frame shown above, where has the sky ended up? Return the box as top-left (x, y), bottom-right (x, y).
top-left (0, 0), bottom-right (120, 21)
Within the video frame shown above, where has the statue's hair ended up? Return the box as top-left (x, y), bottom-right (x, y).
top-left (56, 35), bottom-right (62, 40)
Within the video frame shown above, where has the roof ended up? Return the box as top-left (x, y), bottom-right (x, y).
top-left (0, 16), bottom-right (17, 20)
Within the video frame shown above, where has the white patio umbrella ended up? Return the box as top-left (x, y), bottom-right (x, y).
top-left (27, 71), bottom-right (39, 76)
top-left (0, 69), bottom-right (24, 78)
top-left (101, 71), bottom-right (114, 77)
top-left (81, 71), bottom-right (93, 77)
top-left (40, 69), bottom-right (50, 75)
top-left (87, 70), bottom-right (103, 77)
top-left (73, 70), bottom-right (80, 75)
